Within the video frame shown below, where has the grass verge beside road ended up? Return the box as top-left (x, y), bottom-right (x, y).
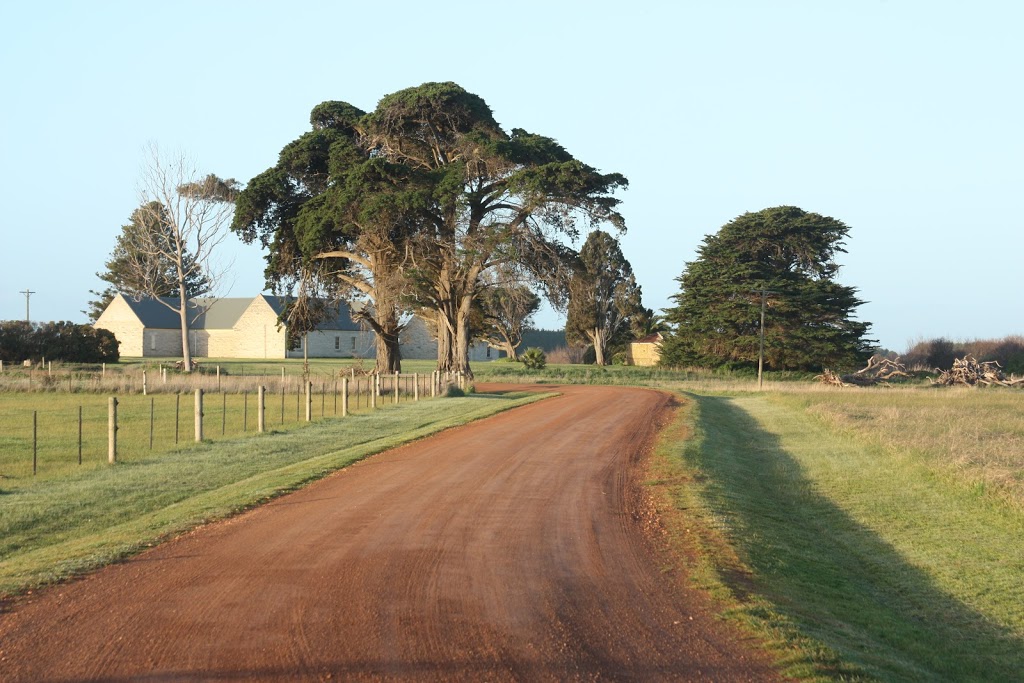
top-left (648, 391), bottom-right (1024, 682)
top-left (0, 391), bottom-right (547, 598)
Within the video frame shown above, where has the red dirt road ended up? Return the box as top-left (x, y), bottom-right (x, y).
top-left (0, 384), bottom-right (778, 681)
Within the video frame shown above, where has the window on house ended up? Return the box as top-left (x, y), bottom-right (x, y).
top-left (334, 336), bottom-right (340, 350)
top-left (150, 333), bottom-right (156, 351)
top-left (351, 336), bottom-right (357, 350)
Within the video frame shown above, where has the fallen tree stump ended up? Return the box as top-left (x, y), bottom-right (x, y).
top-left (933, 355), bottom-right (1024, 387)
top-left (847, 355), bottom-right (910, 385)
top-left (814, 368), bottom-right (852, 387)
top-left (816, 355), bottom-right (910, 387)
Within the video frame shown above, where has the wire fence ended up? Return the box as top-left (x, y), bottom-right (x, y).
top-left (0, 370), bottom-right (466, 481)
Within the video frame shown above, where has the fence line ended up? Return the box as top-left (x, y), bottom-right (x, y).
top-left (1, 371), bottom-right (467, 479)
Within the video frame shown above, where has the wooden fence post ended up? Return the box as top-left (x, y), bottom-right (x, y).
top-left (305, 381), bottom-right (312, 422)
top-left (257, 385), bottom-right (265, 433)
top-left (394, 372), bottom-right (400, 405)
top-left (142, 369), bottom-right (148, 396)
top-left (195, 389), bottom-right (204, 442)
top-left (414, 373), bottom-right (419, 401)
top-left (341, 378), bottom-right (348, 417)
top-left (371, 376), bottom-right (377, 409)
top-left (108, 397), bottom-right (118, 464)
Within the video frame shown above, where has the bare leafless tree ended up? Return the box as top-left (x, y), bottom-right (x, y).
top-left (125, 144), bottom-right (236, 371)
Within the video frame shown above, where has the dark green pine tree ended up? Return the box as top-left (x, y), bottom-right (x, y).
top-left (661, 206), bottom-right (875, 371)
top-left (85, 201), bottom-right (211, 321)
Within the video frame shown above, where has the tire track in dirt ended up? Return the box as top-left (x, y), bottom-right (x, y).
top-left (0, 384), bottom-right (778, 681)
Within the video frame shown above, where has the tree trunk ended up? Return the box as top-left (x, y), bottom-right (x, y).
top-left (434, 294), bottom-right (458, 374)
top-left (178, 303), bottom-right (193, 372)
top-left (374, 307), bottom-right (402, 374)
top-left (453, 294), bottom-right (475, 379)
top-left (375, 328), bottom-right (401, 374)
top-left (592, 328), bottom-right (606, 366)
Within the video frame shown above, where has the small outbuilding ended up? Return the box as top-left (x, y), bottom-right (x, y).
top-left (625, 332), bottom-right (664, 367)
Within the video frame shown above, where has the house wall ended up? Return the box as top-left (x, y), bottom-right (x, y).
top-left (398, 317), bottom-right (496, 362)
top-left (144, 329), bottom-right (184, 357)
top-left (231, 298), bottom-right (287, 359)
top-left (399, 318), bottom-right (437, 360)
top-left (286, 330), bottom-right (376, 359)
top-left (626, 342), bottom-right (662, 367)
top-left (206, 329), bottom-right (236, 357)
top-left (187, 329), bottom-right (236, 358)
top-left (93, 296), bottom-right (145, 357)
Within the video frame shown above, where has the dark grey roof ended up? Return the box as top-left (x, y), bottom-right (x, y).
top-left (119, 295), bottom-right (360, 332)
top-left (120, 297), bottom-right (193, 329)
top-left (262, 295), bottom-right (361, 331)
top-left (192, 297), bottom-right (253, 329)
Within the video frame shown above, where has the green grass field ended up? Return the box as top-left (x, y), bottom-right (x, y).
top-left (650, 387), bottom-right (1024, 681)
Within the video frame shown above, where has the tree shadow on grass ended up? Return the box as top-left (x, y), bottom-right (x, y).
top-left (693, 395), bottom-right (1024, 682)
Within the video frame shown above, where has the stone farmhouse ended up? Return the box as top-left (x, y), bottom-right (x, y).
top-left (94, 294), bottom-right (496, 362)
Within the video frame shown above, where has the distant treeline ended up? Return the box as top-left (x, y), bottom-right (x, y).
top-left (900, 336), bottom-right (1024, 374)
top-left (519, 329), bottom-right (567, 353)
top-left (0, 321), bottom-right (120, 364)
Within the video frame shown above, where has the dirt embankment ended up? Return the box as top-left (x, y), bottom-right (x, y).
top-left (0, 384), bottom-right (778, 681)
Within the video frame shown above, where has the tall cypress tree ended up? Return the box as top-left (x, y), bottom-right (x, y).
top-left (661, 206), bottom-right (874, 371)
top-left (565, 230), bottom-right (644, 366)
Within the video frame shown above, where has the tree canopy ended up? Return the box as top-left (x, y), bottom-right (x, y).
top-left (565, 230), bottom-right (644, 365)
top-left (232, 82), bottom-right (628, 375)
top-left (660, 206), bottom-right (874, 371)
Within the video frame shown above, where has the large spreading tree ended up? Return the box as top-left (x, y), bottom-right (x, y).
top-left (564, 230), bottom-right (645, 365)
top-left (231, 101), bottom-right (416, 373)
top-left (233, 83), bottom-right (628, 376)
top-left (660, 206), bottom-right (874, 371)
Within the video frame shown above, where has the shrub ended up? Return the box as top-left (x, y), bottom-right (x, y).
top-left (520, 347), bottom-right (547, 370)
top-left (546, 345), bottom-right (586, 364)
top-left (0, 321), bottom-right (119, 363)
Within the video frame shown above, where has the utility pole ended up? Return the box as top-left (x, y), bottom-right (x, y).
top-left (19, 289), bottom-right (35, 322)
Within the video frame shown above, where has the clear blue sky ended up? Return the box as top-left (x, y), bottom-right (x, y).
top-left (2, 1), bottom-right (1021, 352)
